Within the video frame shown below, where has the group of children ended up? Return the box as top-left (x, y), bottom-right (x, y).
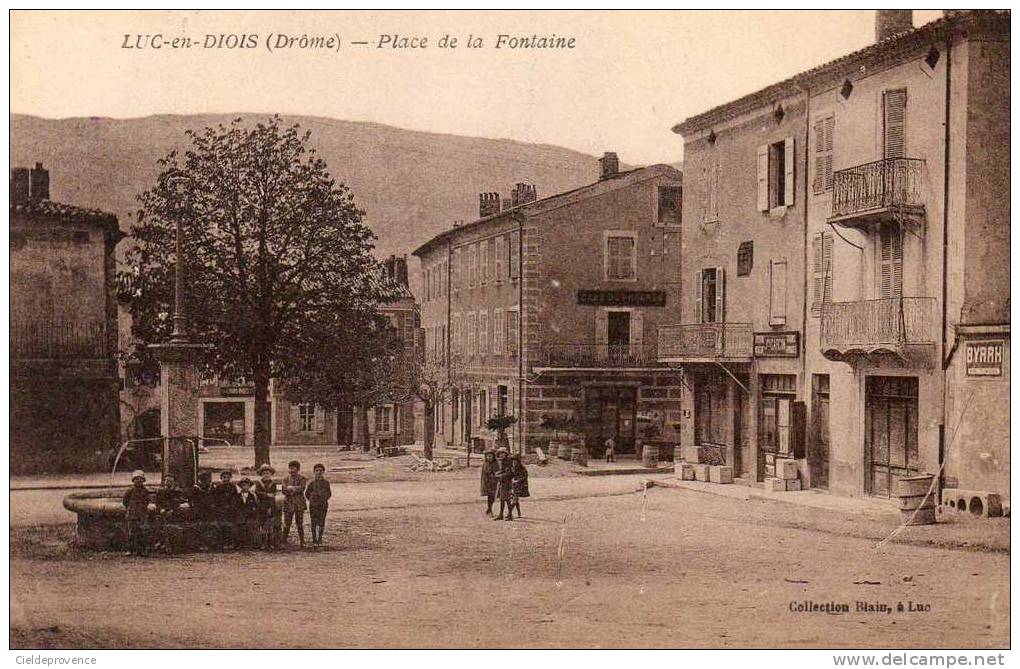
top-left (480, 447), bottom-right (529, 521)
top-left (122, 459), bottom-right (332, 555)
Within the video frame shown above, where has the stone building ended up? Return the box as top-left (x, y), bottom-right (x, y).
top-left (663, 10), bottom-right (1010, 498)
top-left (414, 156), bottom-right (685, 454)
top-left (10, 164), bottom-right (124, 473)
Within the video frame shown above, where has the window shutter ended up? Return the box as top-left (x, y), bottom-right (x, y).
top-left (595, 309), bottom-right (608, 348)
top-left (822, 233), bottom-right (833, 307)
top-left (812, 234), bottom-right (823, 316)
top-left (479, 310), bottom-right (488, 355)
top-left (314, 406), bottom-right (325, 434)
top-left (784, 136), bottom-right (795, 207)
top-left (630, 310), bottom-right (644, 357)
top-left (769, 259), bottom-right (788, 326)
top-left (495, 235), bottom-right (504, 280)
top-left (290, 404), bottom-right (300, 432)
top-left (756, 145), bottom-right (769, 211)
top-left (695, 270), bottom-right (704, 323)
top-left (813, 119), bottom-right (825, 194)
top-left (879, 226), bottom-right (903, 299)
top-left (883, 89), bottom-right (907, 159)
top-left (509, 232), bottom-right (520, 279)
top-left (714, 266), bottom-right (725, 323)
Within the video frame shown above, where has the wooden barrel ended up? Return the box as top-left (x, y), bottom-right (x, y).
top-left (642, 443), bottom-right (659, 468)
top-left (895, 474), bottom-right (937, 525)
top-left (570, 447), bottom-right (588, 467)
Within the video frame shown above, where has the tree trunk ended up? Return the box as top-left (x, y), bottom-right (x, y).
top-left (253, 372), bottom-right (272, 467)
top-left (359, 404), bottom-right (371, 452)
top-left (423, 400), bottom-right (435, 461)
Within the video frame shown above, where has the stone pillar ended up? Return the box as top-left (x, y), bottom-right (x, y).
top-left (150, 340), bottom-right (206, 486)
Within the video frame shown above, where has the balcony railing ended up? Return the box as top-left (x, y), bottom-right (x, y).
top-left (11, 319), bottom-right (109, 359)
top-left (820, 297), bottom-right (935, 360)
top-left (535, 343), bottom-right (659, 369)
top-left (657, 322), bottom-right (753, 361)
top-left (830, 157), bottom-right (925, 222)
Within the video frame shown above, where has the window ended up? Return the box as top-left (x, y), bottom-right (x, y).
top-left (508, 231), bottom-right (520, 280)
top-left (452, 248), bottom-right (461, 291)
top-left (757, 137), bottom-right (795, 211)
top-left (811, 232), bottom-right (834, 316)
top-left (298, 404), bottom-right (315, 432)
top-left (704, 163), bottom-right (719, 222)
top-left (737, 241), bottom-right (754, 276)
top-left (493, 308), bottom-right (504, 354)
top-left (467, 312), bottom-right (477, 356)
top-left (374, 405), bottom-right (392, 433)
top-left (883, 89), bottom-right (907, 159)
top-left (495, 235), bottom-right (505, 280)
top-left (487, 238), bottom-right (496, 283)
top-left (506, 309), bottom-right (519, 356)
top-left (452, 313), bottom-right (461, 355)
top-left (478, 310), bottom-right (488, 355)
top-left (469, 244), bottom-right (478, 287)
top-left (813, 114), bottom-right (835, 195)
top-left (769, 259), bottom-right (788, 326)
top-left (656, 184), bottom-right (682, 226)
top-left (605, 234), bottom-right (637, 281)
top-left (696, 267), bottom-right (725, 323)
top-left (878, 224), bottom-right (903, 299)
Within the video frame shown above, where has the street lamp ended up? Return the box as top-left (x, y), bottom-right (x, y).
top-left (166, 172), bottom-right (191, 343)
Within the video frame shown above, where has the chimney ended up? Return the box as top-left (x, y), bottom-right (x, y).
top-left (510, 182), bottom-right (537, 208)
top-left (30, 162), bottom-right (50, 200)
top-left (395, 255), bottom-right (409, 287)
top-left (10, 167), bottom-right (30, 202)
top-left (599, 152), bottom-right (620, 180)
top-left (479, 192), bottom-right (500, 218)
top-left (875, 10), bottom-right (913, 43)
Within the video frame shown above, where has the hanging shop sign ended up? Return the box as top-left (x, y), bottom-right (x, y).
top-left (576, 289), bottom-right (666, 307)
top-left (753, 331), bottom-right (800, 358)
top-left (965, 339), bottom-right (1004, 377)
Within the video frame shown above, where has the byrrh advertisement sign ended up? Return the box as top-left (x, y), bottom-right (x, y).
top-left (965, 339), bottom-right (1005, 377)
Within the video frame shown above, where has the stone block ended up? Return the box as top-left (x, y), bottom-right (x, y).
top-left (776, 459), bottom-right (799, 481)
top-left (785, 479), bottom-right (802, 492)
top-left (693, 464), bottom-right (710, 482)
top-left (764, 477), bottom-right (786, 493)
top-left (941, 488), bottom-right (1003, 518)
top-left (709, 465), bottom-right (733, 484)
top-left (675, 462), bottom-right (695, 481)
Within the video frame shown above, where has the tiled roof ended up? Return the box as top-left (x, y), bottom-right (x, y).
top-left (674, 10), bottom-right (1010, 135)
top-left (10, 197), bottom-right (120, 228)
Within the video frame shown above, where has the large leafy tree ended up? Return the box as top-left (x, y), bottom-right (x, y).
top-left (122, 116), bottom-right (398, 466)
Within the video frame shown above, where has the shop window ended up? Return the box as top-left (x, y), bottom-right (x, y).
top-left (737, 242), bottom-right (753, 276)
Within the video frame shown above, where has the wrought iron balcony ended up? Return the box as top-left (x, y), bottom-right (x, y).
top-left (829, 158), bottom-right (925, 229)
top-left (657, 322), bottom-right (753, 362)
top-left (535, 343), bottom-right (660, 369)
top-left (11, 319), bottom-right (109, 359)
top-left (820, 297), bottom-right (936, 363)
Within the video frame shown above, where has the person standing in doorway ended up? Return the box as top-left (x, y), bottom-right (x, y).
top-left (604, 435), bottom-right (616, 463)
top-left (480, 450), bottom-right (497, 516)
top-left (282, 460), bottom-right (308, 546)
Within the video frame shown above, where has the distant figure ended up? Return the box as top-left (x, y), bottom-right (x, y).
top-left (255, 464), bottom-right (280, 550)
top-left (604, 436), bottom-right (616, 463)
top-left (510, 453), bottom-right (530, 518)
top-left (480, 450), bottom-right (498, 516)
top-left (122, 470), bottom-right (151, 556)
top-left (282, 460), bottom-right (308, 546)
top-left (304, 463), bottom-right (332, 545)
top-left (493, 448), bottom-right (515, 521)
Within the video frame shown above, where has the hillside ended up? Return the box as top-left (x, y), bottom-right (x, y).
top-left (10, 113), bottom-right (605, 260)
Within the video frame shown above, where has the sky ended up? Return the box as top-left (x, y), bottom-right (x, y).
top-left (11, 10), bottom-right (944, 165)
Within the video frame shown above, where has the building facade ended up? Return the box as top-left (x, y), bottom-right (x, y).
top-left (415, 156), bottom-right (685, 454)
top-left (10, 164), bottom-right (124, 473)
top-left (662, 10), bottom-right (1010, 498)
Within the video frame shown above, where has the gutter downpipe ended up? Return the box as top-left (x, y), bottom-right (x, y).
top-left (513, 210), bottom-right (526, 455)
top-left (938, 31), bottom-right (953, 499)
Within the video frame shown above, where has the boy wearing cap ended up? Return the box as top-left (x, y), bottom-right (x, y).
top-left (255, 464), bottom-right (280, 550)
top-left (236, 478), bottom-right (260, 548)
top-left (493, 448), bottom-right (515, 521)
top-left (122, 471), bottom-right (151, 555)
top-left (304, 463), bottom-right (332, 545)
top-left (212, 470), bottom-right (240, 548)
top-left (281, 460), bottom-right (308, 546)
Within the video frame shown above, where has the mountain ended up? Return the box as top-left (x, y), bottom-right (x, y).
top-left (10, 113), bottom-right (605, 261)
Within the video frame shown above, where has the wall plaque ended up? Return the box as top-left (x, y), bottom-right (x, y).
top-left (965, 339), bottom-right (1004, 377)
top-left (753, 331), bottom-right (800, 358)
top-left (577, 289), bottom-right (666, 307)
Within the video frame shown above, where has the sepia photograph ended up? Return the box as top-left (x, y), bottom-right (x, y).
top-left (7, 8), bottom-right (1012, 656)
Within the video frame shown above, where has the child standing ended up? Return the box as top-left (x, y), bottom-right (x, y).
top-left (493, 448), bottom-right (514, 521)
top-left (236, 478), bottom-right (260, 548)
top-left (255, 464), bottom-right (280, 550)
top-left (122, 470), bottom-right (151, 555)
top-left (510, 454), bottom-right (530, 518)
top-left (282, 460), bottom-right (308, 546)
top-left (604, 435), bottom-right (616, 463)
top-left (480, 450), bottom-right (497, 516)
top-left (304, 463), bottom-right (332, 545)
